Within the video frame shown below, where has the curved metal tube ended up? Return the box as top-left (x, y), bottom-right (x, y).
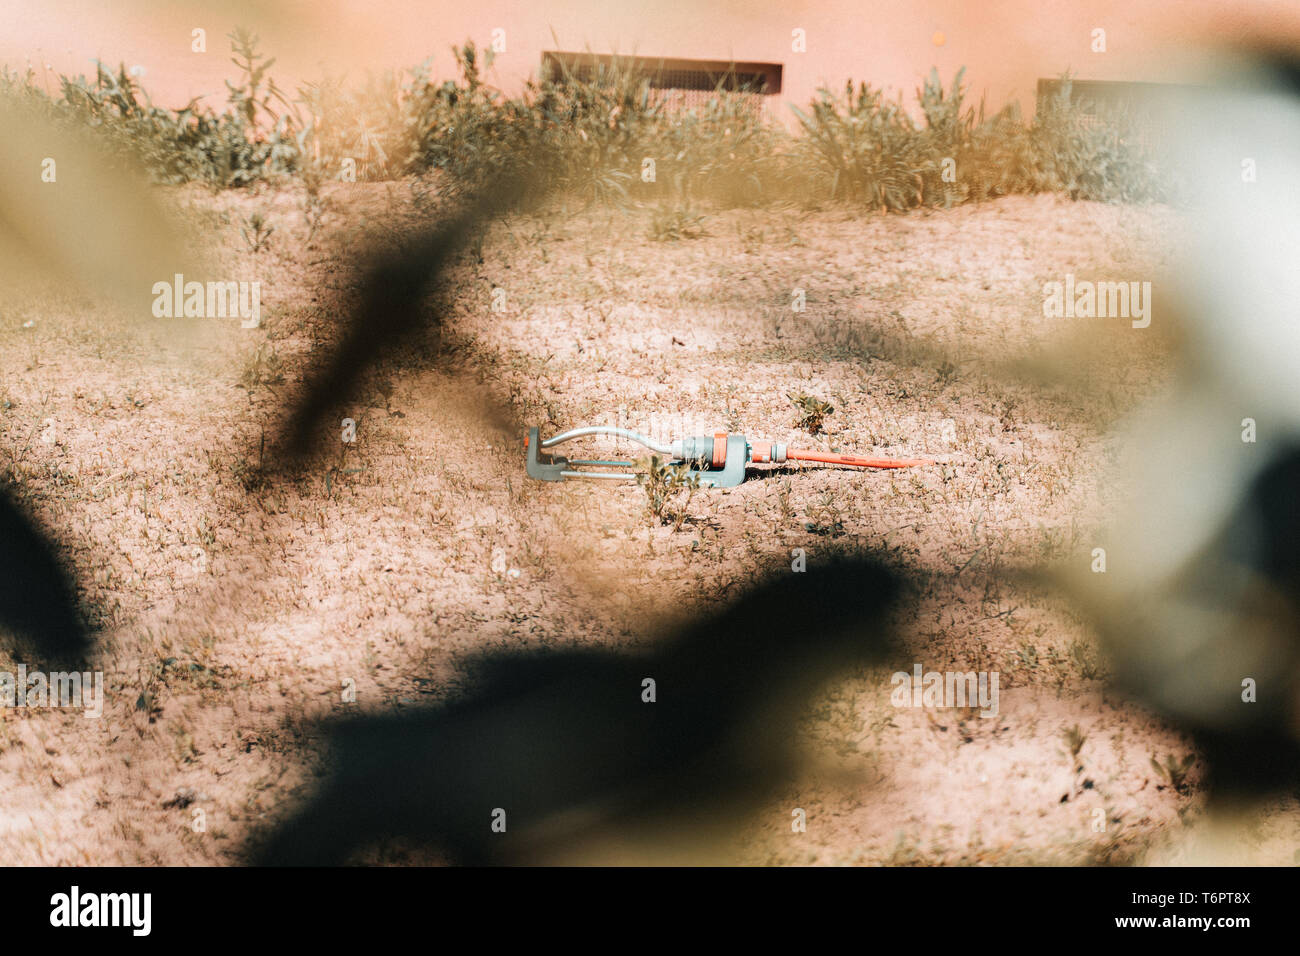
top-left (540, 426), bottom-right (674, 455)
top-left (560, 470), bottom-right (639, 480)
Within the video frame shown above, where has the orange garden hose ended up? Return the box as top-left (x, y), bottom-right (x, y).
top-left (785, 448), bottom-right (935, 469)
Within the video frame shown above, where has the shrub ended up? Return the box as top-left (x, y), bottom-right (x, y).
top-left (2, 32), bottom-right (1174, 212)
top-left (1031, 75), bottom-right (1170, 203)
top-left (789, 68), bottom-right (1167, 210)
top-left (790, 80), bottom-right (929, 209)
top-left (9, 30), bottom-right (302, 188)
top-left (298, 70), bottom-right (411, 181)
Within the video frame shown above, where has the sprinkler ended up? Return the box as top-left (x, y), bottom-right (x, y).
top-left (524, 426), bottom-right (933, 488)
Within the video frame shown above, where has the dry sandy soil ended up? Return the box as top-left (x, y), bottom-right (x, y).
top-left (2, 180), bottom-right (1297, 864)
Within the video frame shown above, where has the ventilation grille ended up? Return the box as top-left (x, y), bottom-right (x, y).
top-left (543, 53), bottom-right (782, 114)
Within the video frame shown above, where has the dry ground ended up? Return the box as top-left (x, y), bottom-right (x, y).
top-left (2, 180), bottom-right (1297, 864)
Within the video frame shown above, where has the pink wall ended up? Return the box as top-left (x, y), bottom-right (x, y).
top-left (4, 1), bottom-right (1299, 120)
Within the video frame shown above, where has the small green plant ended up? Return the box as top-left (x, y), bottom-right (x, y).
top-left (1150, 752), bottom-right (1195, 793)
top-left (788, 392), bottom-right (834, 435)
top-left (241, 211), bottom-right (274, 252)
top-left (635, 454), bottom-right (700, 530)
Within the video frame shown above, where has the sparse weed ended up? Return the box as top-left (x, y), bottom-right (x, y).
top-left (300, 163), bottom-right (329, 244)
top-left (240, 211), bottom-right (275, 252)
top-left (635, 454), bottom-right (700, 530)
top-left (1068, 637), bottom-right (1104, 680)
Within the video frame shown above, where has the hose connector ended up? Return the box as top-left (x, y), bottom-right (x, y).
top-left (748, 440), bottom-right (787, 464)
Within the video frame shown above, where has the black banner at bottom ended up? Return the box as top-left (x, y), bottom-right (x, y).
top-left (4, 865), bottom-right (1278, 943)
